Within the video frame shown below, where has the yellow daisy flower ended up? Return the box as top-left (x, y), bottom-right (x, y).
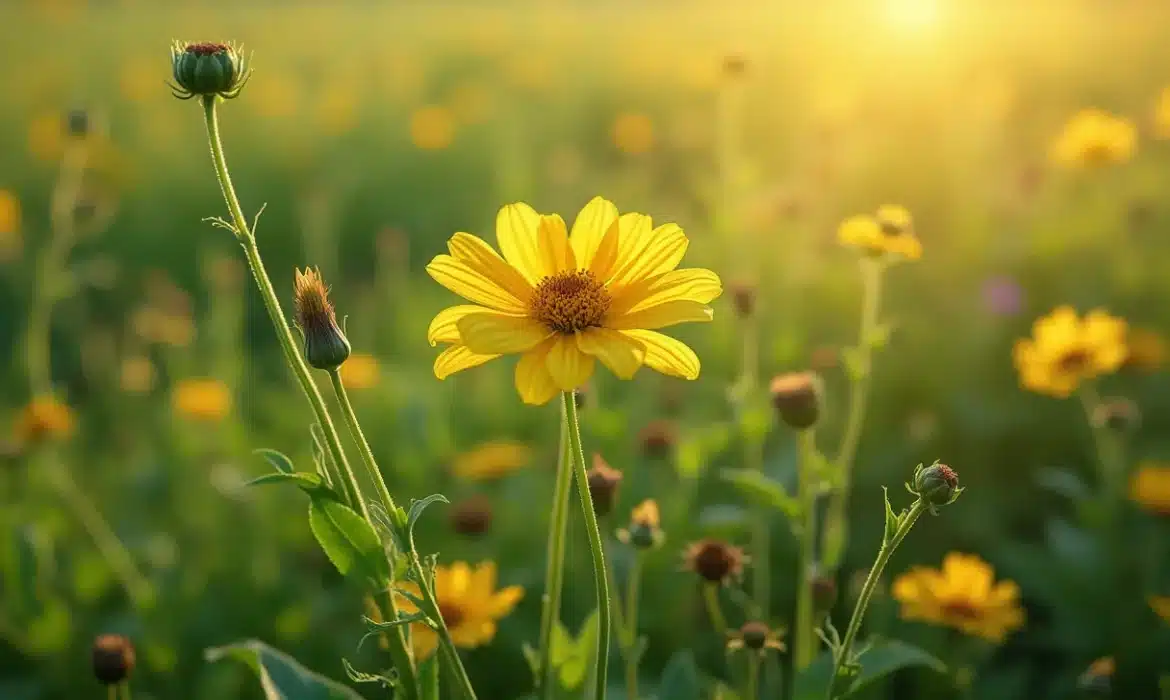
top-left (13, 395), bottom-right (76, 447)
top-left (1130, 462), bottom-right (1170, 514)
top-left (892, 552), bottom-right (1025, 643)
top-left (171, 378), bottom-right (232, 422)
top-left (1050, 108), bottom-right (1136, 169)
top-left (1150, 596), bottom-right (1170, 624)
top-left (452, 440), bottom-right (531, 481)
top-left (338, 353), bottom-right (381, 390)
top-left (396, 561), bottom-right (523, 660)
top-left (426, 197), bottom-right (722, 405)
top-left (837, 205), bottom-right (922, 260)
top-left (1012, 306), bottom-right (1127, 398)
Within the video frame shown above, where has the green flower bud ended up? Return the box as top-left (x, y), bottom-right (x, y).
top-left (169, 41), bottom-right (250, 100)
top-left (294, 268), bottom-right (351, 371)
top-left (911, 462), bottom-right (962, 513)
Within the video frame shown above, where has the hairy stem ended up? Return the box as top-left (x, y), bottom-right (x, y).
top-left (537, 408), bottom-right (573, 697)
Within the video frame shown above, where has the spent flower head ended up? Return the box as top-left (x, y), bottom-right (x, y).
top-left (683, 538), bottom-right (746, 586)
top-left (92, 634), bottom-right (135, 686)
top-left (169, 41), bottom-right (251, 100)
top-left (293, 268), bottom-right (351, 371)
top-left (449, 494), bottom-right (494, 537)
top-left (769, 371), bottom-right (823, 430)
top-left (1091, 397), bottom-right (1141, 435)
top-left (586, 453), bottom-right (623, 517)
top-left (727, 620), bottom-right (784, 656)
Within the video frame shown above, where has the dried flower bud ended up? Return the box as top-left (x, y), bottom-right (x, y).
top-left (293, 268), bottom-right (351, 371)
top-left (617, 499), bottom-right (664, 550)
top-left (911, 462), bottom-right (962, 512)
top-left (683, 539), bottom-right (746, 585)
top-left (769, 371), bottom-right (823, 430)
top-left (170, 41), bottom-right (250, 100)
top-left (1092, 397), bottom-right (1141, 435)
top-left (586, 454), bottom-right (623, 517)
top-left (449, 494), bottom-right (493, 537)
top-left (810, 569), bottom-right (838, 614)
top-left (92, 634), bottom-right (135, 685)
top-left (738, 620), bottom-right (769, 649)
top-left (729, 282), bottom-right (756, 318)
top-left (66, 109), bottom-right (90, 139)
top-left (639, 420), bottom-right (676, 458)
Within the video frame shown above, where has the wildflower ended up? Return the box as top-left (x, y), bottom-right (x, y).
top-left (726, 620), bottom-right (784, 655)
top-left (449, 495), bottom-right (494, 537)
top-left (837, 205), bottom-right (922, 261)
top-left (617, 499), bottom-right (664, 550)
top-left (0, 189), bottom-right (20, 236)
top-left (426, 197), bottom-right (721, 404)
top-left (769, 371), bottom-right (823, 430)
top-left (1050, 108), bottom-right (1136, 168)
top-left (892, 552), bottom-right (1025, 643)
top-left (169, 41), bottom-right (250, 100)
top-left (683, 539), bottom-right (746, 586)
top-left (92, 634), bottom-right (135, 685)
top-left (338, 353), bottom-right (380, 390)
top-left (1155, 87), bottom-right (1170, 140)
top-left (638, 419), bottom-right (677, 458)
top-left (1122, 327), bottom-right (1166, 372)
top-left (1091, 397), bottom-right (1141, 435)
top-left (293, 268), bottom-right (351, 371)
top-left (171, 378), bottom-right (231, 422)
top-left (452, 440), bottom-right (531, 481)
top-left (1078, 656), bottom-right (1114, 694)
top-left (1012, 306), bottom-right (1127, 398)
top-left (396, 561), bottom-right (523, 660)
top-left (612, 113), bottom-right (656, 154)
top-left (410, 106), bottom-right (456, 150)
top-left (910, 462), bottom-right (963, 513)
top-left (1149, 596), bottom-right (1170, 624)
top-left (586, 454), bottom-right (623, 517)
top-left (120, 356), bottom-right (156, 394)
top-left (729, 281), bottom-right (756, 319)
top-left (1129, 463), bottom-right (1170, 514)
top-left (13, 396), bottom-right (75, 447)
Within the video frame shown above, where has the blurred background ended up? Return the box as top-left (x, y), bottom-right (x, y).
top-left (3, 0), bottom-right (1170, 698)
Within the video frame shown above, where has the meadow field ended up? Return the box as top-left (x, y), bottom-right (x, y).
top-left (3, 0), bottom-right (1170, 698)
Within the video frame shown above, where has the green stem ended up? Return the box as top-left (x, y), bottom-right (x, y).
top-left (738, 315), bottom-right (771, 620)
top-left (745, 654), bottom-right (761, 700)
top-left (563, 391), bottom-right (611, 700)
top-left (538, 407), bottom-right (573, 697)
top-left (327, 370), bottom-right (403, 525)
top-left (702, 583), bottom-right (728, 637)
top-left (1077, 387), bottom-right (1126, 517)
top-left (108, 686), bottom-right (116, 700)
top-left (625, 553), bottom-right (643, 700)
top-left (434, 625), bottom-right (478, 700)
top-left (794, 429), bottom-right (820, 670)
top-left (829, 499), bottom-right (927, 699)
top-left (119, 682), bottom-right (132, 700)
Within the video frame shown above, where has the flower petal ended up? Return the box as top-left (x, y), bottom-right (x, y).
top-left (606, 300), bottom-right (714, 330)
top-left (577, 327), bottom-right (645, 380)
top-left (569, 196), bottom-right (619, 270)
top-left (537, 214), bottom-right (575, 274)
top-left (515, 339), bottom-right (559, 405)
top-left (427, 255), bottom-right (527, 313)
top-left (620, 330), bottom-right (700, 379)
top-left (447, 232), bottom-right (534, 303)
top-left (609, 220), bottom-right (689, 288)
top-left (457, 313), bottom-right (551, 354)
top-left (609, 268), bottom-right (723, 316)
top-left (488, 585), bottom-right (525, 617)
top-left (545, 335), bottom-right (596, 391)
top-left (496, 202), bottom-right (545, 285)
top-left (434, 345), bottom-right (500, 380)
top-left (428, 305), bottom-right (499, 346)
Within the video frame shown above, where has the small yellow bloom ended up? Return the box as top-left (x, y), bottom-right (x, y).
top-left (172, 379), bottom-right (231, 422)
top-left (837, 205), bottom-right (922, 260)
top-left (617, 499), bottom-right (665, 550)
top-left (426, 197), bottom-right (722, 405)
top-left (1150, 596), bottom-right (1170, 624)
top-left (0, 189), bottom-right (20, 235)
top-left (396, 561), bottom-right (523, 660)
top-left (13, 396), bottom-right (76, 447)
top-left (1012, 306), bottom-right (1127, 398)
top-left (612, 113), bottom-right (655, 154)
top-left (452, 440), bottom-right (531, 481)
top-left (1130, 462), bottom-right (1170, 514)
top-left (892, 552), bottom-right (1025, 643)
top-left (1050, 109), bottom-right (1136, 169)
top-left (410, 106), bottom-right (456, 150)
top-left (338, 353), bottom-right (380, 390)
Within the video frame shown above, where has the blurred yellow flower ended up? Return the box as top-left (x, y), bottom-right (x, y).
top-left (1012, 306), bottom-right (1127, 398)
top-left (131, 307), bottom-right (195, 348)
top-left (13, 395), bottom-right (76, 447)
top-left (1122, 327), bottom-right (1166, 372)
top-left (172, 378), bottom-right (231, 422)
top-left (837, 205), bottom-right (922, 260)
top-left (410, 106), bottom-right (456, 150)
top-left (1150, 596), bottom-right (1170, 624)
top-left (1050, 109), bottom-right (1136, 169)
top-left (0, 189), bottom-right (20, 235)
top-left (396, 561), bottom-right (523, 660)
top-left (1155, 87), bottom-right (1170, 140)
top-left (315, 84), bottom-right (360, 135)
top-left (28, 111), bottom-right (65, 162)
top-left (1079, 656), bottom-right (1115, 689)
top-left (892, 552), bottom-right (1025, 643)
top-left (426, 197), bottom-right (721, 405)
top-left (612, 113), bottom-right (656, 154)
top-left (1129, 463), bottom-right (1170, 514)
top-left (503, 53), bottom-right (554, 92)
top-left (249, 76), bottom-right (299, 120)
top-left (120, 355), bottom-right (156, 394)
top-left (453, 441), bottom-right (531, 481)
top-left (338, 353), bottom-right (380, 390)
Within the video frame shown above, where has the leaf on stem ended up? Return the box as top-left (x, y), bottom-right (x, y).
top-left (205, 639), bottom-right (366, 700)
top-left (254, 447), bottom-right (295, 475)
top-left (308, 496), bottom-right (391, 588)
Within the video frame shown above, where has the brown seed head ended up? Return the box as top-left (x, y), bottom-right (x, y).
top-left (769, 371), bottom-right (823, 430)
top-left (586, 454), bottom-right (623, 517)
top-left (684, 539), bottom-right (745, 585)
top-left (639, 419), bottom-right (677, 457)
top-left (449, 494), bottom-right (493, 537)
top-left (92, 634), bottom-right (135, 685)
top-left (810, 570), bottom-right (838, 613)
top-left (738, 620), bottom-right (771, 650)
top-left (729, 282), bottom-right (756, 318)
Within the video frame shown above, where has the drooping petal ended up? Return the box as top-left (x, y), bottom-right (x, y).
top-left (428, 305), bottom-right (499, 346)
top-left (488, 585), bottom-right (525, 617)
top-left (447, 232), bottom-right (534, 303)
top-left (496, 202), bottom-right (545, 285)
top-left (606, 300), bottom-right (713, 330)
top-left (427, 255), bottom-right (527, 313)
top-left (569, 196), bottom-right (619, 270)
top-left (608, 268), bottom-right (723, 316)
top-left (434, 345), bottom-right (500, 380)
top-left (537, 214), bottom-right (575, 274)
top-left (515, 339), bottom-right (559, 405)
top-left (608, 220), bottom-right (689, 288)
top-left (457, 313), bottom-right (551, 355)
top-left (577, 327), bottom-right (645, 379)
top-left (620, 329), bottom-right (700, 379)
top-left (545, 335), bottom-right (596, 391)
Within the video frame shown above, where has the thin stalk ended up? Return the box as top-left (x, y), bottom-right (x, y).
top-left (794, 429), bottom-right (820, 670)
top-left (327, 370), bottom-right (403, 525)
top-left (108, 687), bottom-right (116, 700)
top-left (119, 683), bottom-right (132, 700)
top-left (745, 654), bottom-right (761, 700)
top-left (435, 629), bottom-right (478, 700)
top-left (624, 553), bottom-right (643, 700)
top-left (1077, 387), bottom-right (1126, 515)
top-left (739, 316), bottom-right (770, 619)
top-left (702, 583), bottom-right (728, 637)
top-left (537, 408), bottom-right (573, 696)
top-left (563, 391), bottom-right (611, 700)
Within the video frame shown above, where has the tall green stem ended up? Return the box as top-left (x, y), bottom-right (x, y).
top-left (1077, 387), bottom-right (1126, 519)
top-left (745, 654), bottom-right (761, 700)
top-left (537, 406), bottom-right (573, 697)
top-left (563, 391), bottom-right (611, 700)
top-left (794, 429), bottom-right (820, 670)
top-left (624, 553), bottom-right (643, 700)
top-left (702, 583), bottom-right (728, 637)
top-left (737, 316), bottom-right (770, 619)
top-left (327, 370), bottom-right (403, 524)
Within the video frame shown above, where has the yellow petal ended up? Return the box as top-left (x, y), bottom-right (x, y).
top-left (577, 327), bottom-right (645, 379)
top-left (471, 561), bottom-right (498, 592)
top-left (515, 339), bottom-right (559, 405)
top-left (457, 313), bottom-right (551, 355)
top-left (569, 196), bottom-right (619, 271)
top-left (434, 345), bottom-right (500, 380)
top-left (447, 232), bottom-right (534, 304)
top-left (537, 214), bottom-right (575, 274)
top-left (545, 335), bottom-right (595, 391)
top-left (410, 623), bottom-right (439, 659)
top-left (488, 585), bottom-right (525, 617)
top-left (609, 268), bottom-right (723, 316)
top-left (426, 255), bottom-right (527, 313)
top-left (607, 300), bottom-right (713, 330)
top-left (496, 202), bottom-right (545, 284)
top-left (447, 561), bottom-right (472, 598)
top-left (609, 222), bottom-right (689, 289)
top-left (428, 305), bottom-right (498, 346)
top-left (620, 329), bottom-right (700, 379)
top-left (588, 217), bottom-right (622, 280)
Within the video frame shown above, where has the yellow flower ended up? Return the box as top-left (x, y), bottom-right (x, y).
top-left (1050, 109), bottom-right (1136, 169)
top-left (892, 552), bottom-right (1025, 643)
top-left (410, 106), bottom-right (456, 150)
top-left (396, 561), bottom-right (523, 660)
top-left (837, 205), bottom-right (922, 260)
top-left (1154, 87), bottom-right (1170, 140)
top-left (617, 499), bottom-right (665, 549)
top-left (452, 440), bottom-right (531, 481)
top-left (0, 189), bottom-right (20, 235)
top-left (1012, 306), bottom-right (1127, 398)
top-left (425, 197), bottom-right (722, 405)
top-left (1150, 596), bottom-right (1170, 624)
top-left (1129, 462), bottom-right (1170, 514)
top-left (338, 353), bottom-right (380, 390)
top-left (13, 396), bottom-right (76, 447)
top-left (171, 378), bottom-right (231, 422)
top-left (612, 113), bottom-right (656, 154)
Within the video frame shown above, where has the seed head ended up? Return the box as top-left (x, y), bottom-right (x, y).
top-left (638, 419), bottom-right (677, 458)
top-left (1091, 397), bottom-right (1141, 435)
top-left (911, 462), bottom-right (963, 513)
top-left (729, 281), bottom-right (756, 319)
top-left (169, 40), bottom-right (251, 100)
top-left (769, 371), bottom-right (823, 430)
top-left (683, 539), bottom-right (746, 585)
top-left (294, 268), bottom-right (351, 371)
top-left (92, 634), bottom-right (135, 685)
top-left (586, 454), bottom-right (623, 517)
top-left (449, 494), bottom-right (493, 537)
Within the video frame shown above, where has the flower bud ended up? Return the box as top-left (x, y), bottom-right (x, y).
top-left (586, 454), bottom-right (623, 517)
top-left (769, 371), bottom-right (823, 430)
top-left (1077, 656), bottom-right (1114, 695)
top-left (729, 281), bottom-right (756, 319)
top-left (449, 494), bottom-right (493, 537)
top-left (911, 462), bottom-right (962, 512)
top-left (738, 620), bottom-right (769, 650)
top-left (170, 41), bottom-right (250, 100)
top-left (617, 499), bottom-right (664, 550)
top-left (810, 569), bottom-right (838, 614)
top-left (638, 419), bottom-right (676, 458)
top-left (92, 634), bottom-right (135, 685)
top-left (683, 539), bottom-right (746, 585)
top-left (293, 268), bottom-right (351, 371)
top-left (1092, 397), bottom-right (1141, 435)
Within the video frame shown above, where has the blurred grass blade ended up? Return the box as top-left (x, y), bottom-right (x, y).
top-left (205, 639), bottom-right (364, 699)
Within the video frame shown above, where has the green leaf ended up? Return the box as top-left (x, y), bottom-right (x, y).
top-left (254, 448), bottom-right (295, 475)
top-left (407, 494), bottom-right (449, 534)
top-left (559, 610), bottom-right (599, 691)
top-left (656, 650), bottom-right (701, 700)
top-left (247, 472), bottom-right (325, 492)
top-left (721, 469), bottom-right (800, 520)
top-left (419, 653), bottom-right (440, 700)
top-left (205, 639), bottom-right (365, 699)
top-left (882, 487), bottom-right (901, 544)
top-left (795, 640), bottom-right (946, 699)
top-left (308, 497), bottom-right (390, 587)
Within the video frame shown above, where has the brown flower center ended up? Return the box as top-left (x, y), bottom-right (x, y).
top-left (529, 270), bottom-right (610, 334)
top-left (185, 42), bottom-right (229, 56)
top-left (439, 602), bottom-right (466, 629)
top-left (941, 599), bottom-right (982, 621)
top-left (1056, 347), bottom-right (1092, 373)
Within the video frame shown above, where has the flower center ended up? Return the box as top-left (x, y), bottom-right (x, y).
top-left (529, 270), bottom-right (610, 334)
top-left (941, 599), bottom-right (982, 621)
top-left (1056, 347), bottom-right (1092, 373)
top-left (439, 602), bottom-right (466, 629)
top-left (186, 42), bottom-right (229, 56)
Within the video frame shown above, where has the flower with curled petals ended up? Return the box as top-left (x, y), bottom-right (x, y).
top-left (426, 197), bottom-right (722, 404)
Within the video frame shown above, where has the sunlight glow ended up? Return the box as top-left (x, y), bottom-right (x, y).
top-left (885, 0), bottom-right (943, 33)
